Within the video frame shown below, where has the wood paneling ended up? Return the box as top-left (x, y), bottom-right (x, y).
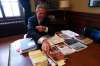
top-left (69, 11), bottom-right (100, 33)
top-left (47, 10), bottom-right (70, 30)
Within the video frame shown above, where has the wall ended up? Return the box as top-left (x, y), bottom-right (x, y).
top-left (70, 0), bottom-right (100, 14)
top-left (68, 0), bottom-right (100, 34)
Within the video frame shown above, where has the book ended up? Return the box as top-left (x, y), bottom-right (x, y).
top-left (29, 50), bottom-right (48, 66)
top-left (47, 34), bottom-right (76, 63)
top-left (46, 46), bottom-right (65, 66)
top-left (48, 34), bottom-right (76, 55)
top-left (15, 38), bottom-right (37, 54)
top-left (55, 42), bottom-right (76, 55)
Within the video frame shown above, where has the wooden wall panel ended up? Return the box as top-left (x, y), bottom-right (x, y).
top-left (69, 11), bottom-right (100, 33)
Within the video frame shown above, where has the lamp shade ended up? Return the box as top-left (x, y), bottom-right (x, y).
top-left (59, 0), bottom-right (70, 8)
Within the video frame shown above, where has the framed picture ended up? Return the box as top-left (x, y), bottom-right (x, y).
top-left (89, 0), bottom-right (100, 7)
top-left (46, 0), bottom-right (59, 10)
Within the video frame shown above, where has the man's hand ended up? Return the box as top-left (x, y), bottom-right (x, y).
top-left (36, 25), bottom-right (46, 32)
top-left (42, 39), bottom-right (51, 54)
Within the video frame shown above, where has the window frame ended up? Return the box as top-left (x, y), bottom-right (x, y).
top-left (0, 0), bottom-right (24, 19)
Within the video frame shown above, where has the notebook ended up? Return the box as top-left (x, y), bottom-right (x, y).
top-left (19, 38), bottom-right (37, 53)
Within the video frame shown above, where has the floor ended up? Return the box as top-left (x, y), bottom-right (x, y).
top-left (0, 34), bottom-right (100, 66)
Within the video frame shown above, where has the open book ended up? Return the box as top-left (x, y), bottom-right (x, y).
top-left (48, 34), bottom-right (76, 54)
top-left (64, 38), bottom-right (88, 52)
top-left (46, 34), bottom-right (76, 65)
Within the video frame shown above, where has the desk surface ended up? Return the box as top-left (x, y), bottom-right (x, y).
top-left (66, 43), bottom-right (100, 66)
top-left (0, 45), bottom-right (9, 66)
top-left (10, 39), bottom-right (33, 66)
top-left (11, 42), bottom-right (100, 66)
top-left (0, 40), bottom-right (100, 66)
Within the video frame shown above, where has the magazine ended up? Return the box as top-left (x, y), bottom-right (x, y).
top-left (46, 46), bottom-right (65, 66)
top-left (65, 38), bottom-right (87, 52)
top-left (55, 42), bottom-right (76, 55)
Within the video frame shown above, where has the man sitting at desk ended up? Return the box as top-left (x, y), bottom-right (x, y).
top-left (27, 4), bottom-right (58, 53)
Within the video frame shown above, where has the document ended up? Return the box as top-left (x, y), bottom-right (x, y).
top-left (48, 34), bottom-right (64, 46)
top-left (61, 30), bottom-right (79, 38)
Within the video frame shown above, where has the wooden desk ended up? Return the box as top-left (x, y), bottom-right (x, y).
top-left (66, 43), bottom-right (100, 66)
top-left (0, 45), bottom-right (9, 66)
top-left (0, 39), bottom-right (100, 66)
top-left (10, 39), bottom-right (33, 66)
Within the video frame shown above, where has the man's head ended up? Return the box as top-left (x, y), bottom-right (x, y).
top-left (36, 4), bottom-right (47, 21)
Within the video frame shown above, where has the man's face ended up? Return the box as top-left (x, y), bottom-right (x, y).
top-left (36, 8), bottom-right (46, 20)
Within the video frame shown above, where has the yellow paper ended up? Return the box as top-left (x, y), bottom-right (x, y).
top-left (83, 38), bottom-right (93, 45)
top-left (29, 50), bottom-right (48, 66)
top-left (57, 60), bottom-right (65, 66)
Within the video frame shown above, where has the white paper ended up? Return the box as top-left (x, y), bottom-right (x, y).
top-left (61, 30), bottom-right (79, 38)
top-left (48, 34), bottom-right (65, 45)
top-left (57, 44), bottom-right (76, 55)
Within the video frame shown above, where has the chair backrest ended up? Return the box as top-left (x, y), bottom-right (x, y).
top-left (84, 27), bottom-right (100, 42)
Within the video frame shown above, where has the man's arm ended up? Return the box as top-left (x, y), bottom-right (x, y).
top-left (27, 16), bottom-right (51, 51)
top-left (27, 17), bottom-right (42, 42)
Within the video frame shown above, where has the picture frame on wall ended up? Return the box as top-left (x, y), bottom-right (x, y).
top-left (46, 0), bottom-right (59, 10)
top-left (89, 0), bottom-right (100, 7)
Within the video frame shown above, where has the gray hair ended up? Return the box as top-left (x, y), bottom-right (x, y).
top-left (36, 4), bottom-right (47, 11)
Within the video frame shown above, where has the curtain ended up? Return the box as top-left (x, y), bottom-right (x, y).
top-left (19, 0), bottom-right (32, 32)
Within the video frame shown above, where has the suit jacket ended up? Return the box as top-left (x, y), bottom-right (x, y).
top-left (27, 15), bottom-right (59, 46)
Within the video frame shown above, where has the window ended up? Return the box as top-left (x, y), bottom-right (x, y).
top-left (0, 0), bottom-right (22, 17)
top-left (0, 9), bottom-right (3, 18)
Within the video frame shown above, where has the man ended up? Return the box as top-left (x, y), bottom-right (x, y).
top-left (27, 4), bottom-right (57, 53)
